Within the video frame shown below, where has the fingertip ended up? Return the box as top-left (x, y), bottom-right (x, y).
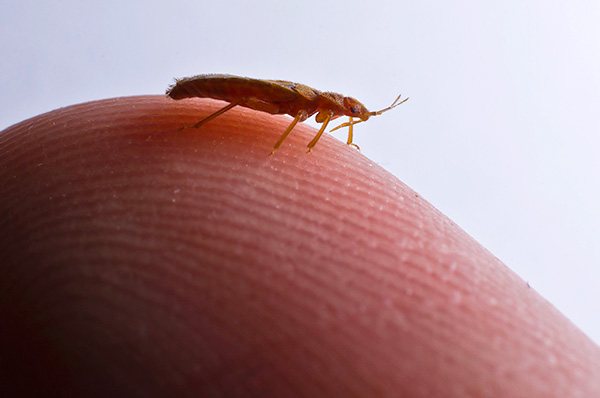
top-left (1, 95), bottom-right (599, 396)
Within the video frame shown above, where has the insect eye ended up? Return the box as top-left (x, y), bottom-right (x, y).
top-left (343, 97), bottom-right (364, 116)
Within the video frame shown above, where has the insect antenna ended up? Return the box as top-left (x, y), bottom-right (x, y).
top-left (330, 94), bottom-right (408, 132)
top-left (372, 94), bottom-right (409, 116)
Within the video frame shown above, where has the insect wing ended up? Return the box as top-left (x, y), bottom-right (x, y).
top-left (269, 80), bottom-right (321, 102)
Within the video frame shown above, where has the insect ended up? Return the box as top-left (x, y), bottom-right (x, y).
top-left (166, 74), bottom-right (408, 154)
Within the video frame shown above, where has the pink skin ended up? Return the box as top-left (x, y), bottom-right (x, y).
top-left (1, 96), bottom-right (599, 397)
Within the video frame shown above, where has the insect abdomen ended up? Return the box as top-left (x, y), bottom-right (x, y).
top-left (166, 74), bottom-right (298, 104)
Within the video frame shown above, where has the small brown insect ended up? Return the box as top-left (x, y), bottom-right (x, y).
top-left (166, 74), bottom-right (407, 154)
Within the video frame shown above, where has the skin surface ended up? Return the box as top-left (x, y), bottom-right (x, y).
top-left (1, 95), bottom-right (599, 397)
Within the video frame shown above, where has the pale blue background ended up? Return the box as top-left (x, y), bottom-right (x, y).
top-left (2, 0), bottom-right (599, 344)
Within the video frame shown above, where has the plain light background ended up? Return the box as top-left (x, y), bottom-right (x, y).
top-left (1, 1), bottom-right (599, 344)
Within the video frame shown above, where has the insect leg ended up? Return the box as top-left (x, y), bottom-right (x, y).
top-left (329, 118), bottom-right (364, 132)
top-left (307, 111), bottom-right (333, 152)
top-left (182, 100), bottom-right (241, 130)
top-left (346, 117), bottom-right (360, 150)
top-left (270, 110), bottom-right (308, 155)
top-left (346, 117), bottom-right (354, 145)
